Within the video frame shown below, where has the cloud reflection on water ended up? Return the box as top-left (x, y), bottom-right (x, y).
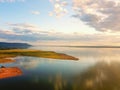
top-left (46, 61), bottom-right (120, 90)
top-left (1, 47), bottom-right (120, 90)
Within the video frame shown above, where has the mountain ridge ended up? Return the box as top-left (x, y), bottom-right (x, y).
top-left (0, 42), bottom-right (31, 49)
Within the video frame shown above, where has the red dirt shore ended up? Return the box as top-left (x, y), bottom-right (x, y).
top-left (0, 67), bottom-right (22, 79)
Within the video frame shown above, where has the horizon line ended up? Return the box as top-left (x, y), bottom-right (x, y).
top-left (36, 45), bottom-right (120, 48)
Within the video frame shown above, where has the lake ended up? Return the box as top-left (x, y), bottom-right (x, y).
top-left (0, 46), bottom-right (120, 90)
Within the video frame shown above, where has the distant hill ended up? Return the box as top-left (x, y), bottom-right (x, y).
top-left (0, 42), bottom-right (31, 49)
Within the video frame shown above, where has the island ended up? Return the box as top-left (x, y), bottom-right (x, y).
top-left (0, 49), bottom-right (79, 63)
top-left (0, 42), bottom-right (79, 63)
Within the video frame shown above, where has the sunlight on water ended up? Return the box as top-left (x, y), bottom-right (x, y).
top-left (0, 46), bottom-right (120, 90)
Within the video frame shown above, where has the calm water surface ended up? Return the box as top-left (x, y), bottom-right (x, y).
top-left (0, 46), bottom-right (120, 90)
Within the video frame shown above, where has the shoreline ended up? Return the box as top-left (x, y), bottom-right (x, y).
top-left (0, 49), bottom-right (79, 63)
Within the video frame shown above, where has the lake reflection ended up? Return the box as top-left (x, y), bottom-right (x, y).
top-left (71, 62), bottom-right (120, 90)
top-left (0, 47), bottom-right (120, 90)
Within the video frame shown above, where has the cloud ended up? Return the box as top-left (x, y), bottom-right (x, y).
top-left (0, 22), bottom-right (120, 45)
top-left (0, 23), bottom-right (65, 41)
top-left (15, 57), bottom-right (44, 69)
top-left (31, 11), bottom-right (40, 15)
top-left (7, 23), bottom-right (42, 34)
top-left (72, 0), bottom-right (120, 32)
top-left (0, 23), bottom-right (120, 45)
top-left (0, 0), bottom-right (24, 3)
top-left (34, 33), bottom-right (120, 46)
top-left (49, 0), bottom-right (68, 17)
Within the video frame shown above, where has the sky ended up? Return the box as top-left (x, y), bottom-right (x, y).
top-left (0, 0), bottom-right (120, 46)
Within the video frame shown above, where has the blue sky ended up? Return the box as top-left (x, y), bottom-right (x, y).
top-left (0, 0), bottom-right (51, 25)
top-left (0, 0), bottom-right (120, 45)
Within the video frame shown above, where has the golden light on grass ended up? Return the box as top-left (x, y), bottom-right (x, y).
top-left (0, 49), bottom-right (79, 64)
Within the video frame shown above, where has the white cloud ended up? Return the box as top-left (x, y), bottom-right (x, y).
top-left (49, 0), bottom-right (120, 32)
top-left (49, 0), bottom-right (68, 17)
top-left (0, 23), bottom-right (120, 45)
top-left (0, 28), bottom-right (22, 35)
top-left (72, 0), bottom-right (120, 32)
top-left (7, 23), bottom-right (42, 34)
top-left (31, 11), bottom-right (40, 15)
top-left (0, 0), bottom-right (24, 3)
top-left (0, 23), bottom-right (65, 41)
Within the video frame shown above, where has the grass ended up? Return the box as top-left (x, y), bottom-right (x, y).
top-left (0, 49), bottom-right (79, 63)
